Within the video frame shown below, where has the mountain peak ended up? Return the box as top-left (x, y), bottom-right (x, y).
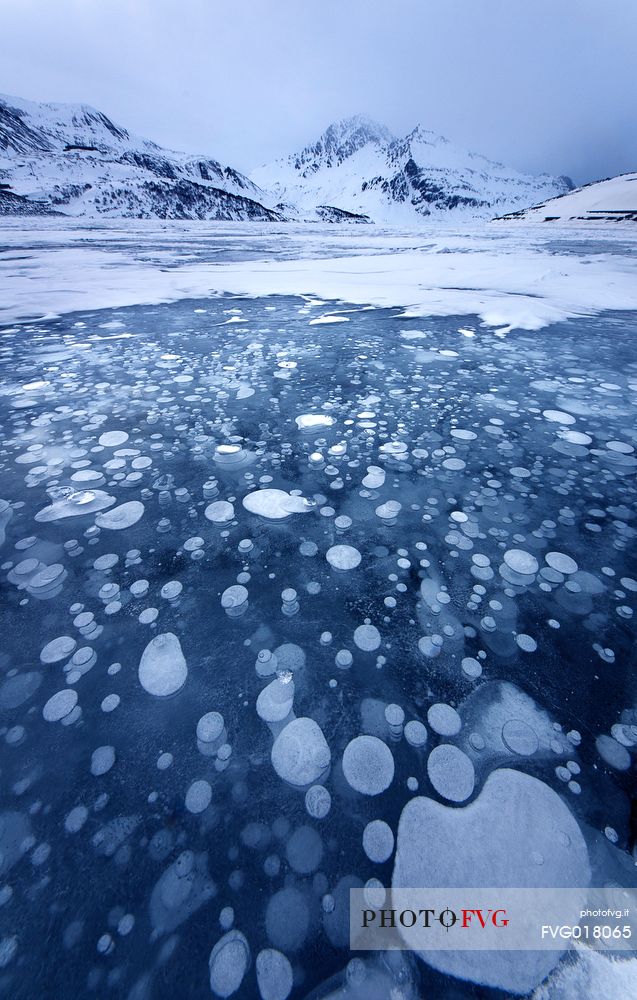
top-left (405, 124), bottom-right (449, 145)
top-left (251, 113), bottom-right (571, 224)
top-left (0, 92), bottom-right (138, 154)
top-left (288, 114), bottom-right (394, 177)
top-left (321, 114), bottom-right (394, 144)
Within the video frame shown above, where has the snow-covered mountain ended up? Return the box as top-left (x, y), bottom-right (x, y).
top-left (0, 93), bottom-right (282, 220)
top-left (0, 96), bottom-right (574, 224)
top-left (251, 114), bottom-right (572, 223)
top-left (496, 172), bottom-right (637, 223)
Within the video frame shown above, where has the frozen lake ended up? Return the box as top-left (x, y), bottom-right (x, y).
top-left (1, 223), bottom-right (637, 998)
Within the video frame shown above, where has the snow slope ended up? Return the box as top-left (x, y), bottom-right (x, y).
top-left (0, 93), bottom-right (282, 221)
top-left (497, 172), bottom-right (637, 223)
top-left (251, 114), bottom-right (572, 223)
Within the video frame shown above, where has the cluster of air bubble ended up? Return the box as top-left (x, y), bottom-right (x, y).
top-left (0, 297), bottom-right (636, 998)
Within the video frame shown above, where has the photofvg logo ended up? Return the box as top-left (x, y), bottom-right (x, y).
top-left (350, 888), bottom-right (637, 952)
top-left (361, 905), bottom-right (509, 932)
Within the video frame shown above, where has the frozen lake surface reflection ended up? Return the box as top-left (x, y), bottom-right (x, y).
top-left (1, 294), bottom-right (637, 998)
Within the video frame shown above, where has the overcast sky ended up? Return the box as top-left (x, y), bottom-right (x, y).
top-left (1, 0), bottom-right (635, 184)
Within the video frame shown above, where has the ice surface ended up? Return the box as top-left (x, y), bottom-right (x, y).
top-left (353, 622), bottom-right (381, 651)
top-left (393, 769), bottom-right (591, 994)
top-left (197, 712), bottom-right (225, 746)
top-left (545, 551), bottom-right (578, 575)
top-left (42, 688), bottom-right (77, 722)
top-left (265, 888), bottom-right (310, 951)
top-left (39, 635), bottom-right (76, 664)
top-left (221, 584), bottom-right (249, 616)
top-left (271, 718), bottom-right (330, 786)
top-left (208, 930), bottom-right (250, 998)
top-left (273, 644), bottom-right (305, 673)
top-left (185, 779), bottom-right (212, 814)
top-left (426, 744), bottom-right (475, 802)
top-left (362, 820), bottom-right (394, 862)
top-left (404, 720), bottom-right (428, 748)
top-left (255, 948), bottom-right (293, 1000)
top-left (501, 719), bottom-right (540, 756)
top-left (257, 678), bottom-right (295, 724)
top-left (533, 948), bottom-right (637, 1000)
top-left (596, 734), bottom-right (631, 771)
top-left (90, 745), bottom-right (115, 776)
top-left (342, 736), bottom-right (394, 796)
top-left (285, 825), bottom-right (323, 874)
top-left (305, 784), bottom-right (331, 820)
top-left (0, 672), bottom-right (41, 709)
top-left (35, 489), bottom-right (116, 522)
top-left (326, 545), bottom-right (361, 571)
top-left (295, 414), bottom-right (335, 430)
top-left (150, 851), bottom-right (215, 935)
top-left (205, 500), bottom-right (235, 524)
top-left (2, 220), bottom-right (637, 334)
top-left (503, 548), bottom-right (539, 576)
top-left (243, 489), bottom-right (311, 520)
top-left (98, 431), bottom-right (129, 447)
top-left (64, 806), bottom-right (88, 834)
top-left (95, 500), bottom-right (144, 530)
top-left (427, 703), bottom-right (461, 737)
top-left (138, 633), bottom-right (188, 697)
top-left (1, 236), bottom-right (636, 999)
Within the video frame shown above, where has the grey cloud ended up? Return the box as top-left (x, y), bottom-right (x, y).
top-left (0, 0), bottom-right (634, 184)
